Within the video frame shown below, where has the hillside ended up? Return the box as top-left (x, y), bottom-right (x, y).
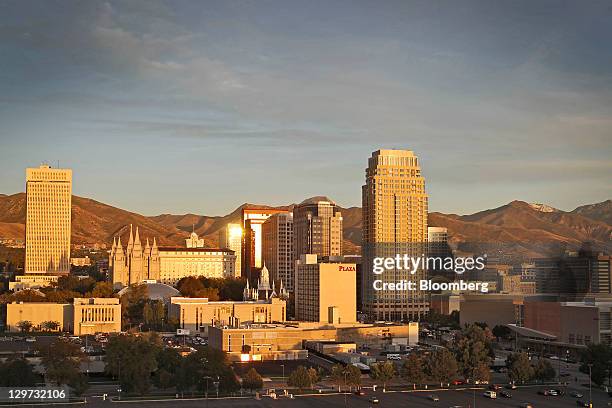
top-left (0, 193), bottom-right (610, 257)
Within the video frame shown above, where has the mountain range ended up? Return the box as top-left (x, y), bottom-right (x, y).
top-left (0, 193), bottom-right (609, 257)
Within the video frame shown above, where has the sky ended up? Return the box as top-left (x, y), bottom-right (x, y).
top-left (1, 0), bottom-right (611, 216)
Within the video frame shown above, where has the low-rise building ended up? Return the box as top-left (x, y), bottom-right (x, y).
top-left (73, 298), bottom-right (121, 335)
top-left (8, 273), bottom-right (61, 291)
top-left (6, 298), bottom-right (121, 335)
top-left (169, 296), bottom-right (286, 335)
top-left (209, 321), bottom-right (418, 361)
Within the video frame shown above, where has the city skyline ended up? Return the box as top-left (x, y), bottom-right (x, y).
top-left (1, 1), bottom-right (611, 216)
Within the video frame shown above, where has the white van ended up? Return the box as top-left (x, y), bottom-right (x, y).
top-left (386, 354), bottom-right (401, 360)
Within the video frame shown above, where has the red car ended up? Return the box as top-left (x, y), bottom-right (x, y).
top-left (489, 384), bottom-right (502, 391)
top-left (452, 379), bottom-right (465, 385)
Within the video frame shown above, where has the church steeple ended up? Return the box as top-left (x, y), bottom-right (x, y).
top-left (126, 224), bottom-right (134, 254)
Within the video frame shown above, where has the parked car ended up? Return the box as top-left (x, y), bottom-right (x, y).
top-left (506, 383), bottom-right (518, 389)
top-left (428, 394), bottom-right (440, 401)
top-left (25, 336), bottom-right (36, 343)
top-left (369, 397), bottom-right (379, 404)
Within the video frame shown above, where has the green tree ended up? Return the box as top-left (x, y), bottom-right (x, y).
top-left (401, 354), bottom-right (426, 385)
top-left (492, 325), bottom-right (511, 341)
top-left (105, 334), bottom-right (161, 395)
top-left (0, 355), bottom-right (40, 386)
top-left (176, 347), bottom-right (239, 394)
top-left (288, 365), bottom-right (314, 390)
top-left (369, 361), bottom-right (395, 391)
top-left (242, 368), bottom-right (263, 391)
top-left (507, 352), bottom-right (534, 384)
top-left (455, 324), bottom-right (494, 381)
top-left (580, 343), bottom-right (612, 386)
top-left (153, 348), bottom-right (181, 390)
top-left (91, 281), bottom-right (114, 298)
top-left (329, 364), bottom-right (346, 392)
top-left (426, 348), bottom-right (458, 385)
top-left (534, 358), bottom-right (556, 382)
top-left (39, 339), bottom-right (89, 394)
top-left (344, 365), bottom-right (362, 390)
top-left (41, 320), bottom-right (60, 332)
top-left (16, 320), bottom-right (33, 333)
top-left (120, 283), bottom-right (149, 329)
top-left (177, 276), bottom-right (206, 297)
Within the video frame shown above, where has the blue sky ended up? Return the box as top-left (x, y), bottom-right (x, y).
top-left (1, 1), bottom-right (611, 216)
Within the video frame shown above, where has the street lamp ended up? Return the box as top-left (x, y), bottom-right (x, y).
top-left (281, 364), bottom-right (285, 382)
top-left (588, 363), bottom-right (593, 408)
top-left (203, 375), bottom-right (211, 407)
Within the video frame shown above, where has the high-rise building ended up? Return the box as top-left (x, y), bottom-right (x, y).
top-left (262, 213), bottom-right (294, 291)
top-left (25, 165), bottom-right (72, 275)
top-left (294, 254), bottom-right (357, 324)
top-left (241, 208), bottom-right (289, 279)
top-left (427, 226), bottom-right (453, 282)
top-left (361, 149), bottom-right (429, 321)
top-left (293, 197), bottom-right (342, 261)
top-left (219, 223), bottom-right (243, 277)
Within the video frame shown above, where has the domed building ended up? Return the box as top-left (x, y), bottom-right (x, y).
top-left (117, 280), bottom-right (180, 302)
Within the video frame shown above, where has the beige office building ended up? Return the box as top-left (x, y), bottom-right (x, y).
top-left (25, 165), bottom-right (72, 275)
top-left (73, 298), bottom-right (121, 335)
top-left (7, 298), bottom-right (121, 335)
top-left (262, 213), bottom-right (294, 291)
top-left (294, 255), bottom-right (357, 324)
top-left (219, 223), bottom-right (243, 278)
top-left (7, 302), bottom-right (72, 332)
top-left (170, 296), bottom-right (286, 334)
top-left (362, 149), bottom-right (429, 321)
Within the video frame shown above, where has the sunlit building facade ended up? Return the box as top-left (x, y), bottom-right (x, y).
top-left (262, 213), bottom-right (294, 291)
top-left (361, 149), bottom-right (429, 321)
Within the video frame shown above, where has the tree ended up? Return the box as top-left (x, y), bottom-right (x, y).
top-left (492, 325), bottom-right (511, 341)
top-left (344, 365), bottom-right (362, 390)
top-left (534, 358), bottom-right (556, 382)
top-left (508, 352), bottom-right (534, 384)
top-left (176, 347), bottom-right (239, 394)
top-left (329, 364), bottom-right (347, 392)
top-left (242, 368), bottom-right (263, 391)
top-left (401, 354), bottom-right (426, 385)
top-left (105, 334), bottom-right (161, 395)
top-left (307, 367), bottom-right (321, 390)
top-left (16, 320), bottom-right (33, 333)
top-left (91, 281), bottom-right (114, 298)
top-left (288, 365), bottom-right (314, 390)
top-left (41, 320), bottom-right (60, 332)
top-left (580, 343), bottom-right (612, 386)
top-left (177, 277), bottom-right (206, 297)
top-left (454, 324), bottom-right (494, 382)
top-left (120, 283), bottom-right (149, 329)
top-left (370, 361), bottom-right (395, 391)
top-left (426, 348), bottom-right (458, 385)
top-left (39, 339), bottom-right (89, 394)
top-left (153, 348), bottom-right (181, 390)
top-left (0, 355), bottom-right (40, 386)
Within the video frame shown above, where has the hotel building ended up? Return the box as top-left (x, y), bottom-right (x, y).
top-left (262, 213), bottom-right (294, 291)
top-left (361, 149), bottom-right (429, 321)
top-left (294, 254), bottom-right (357, 324)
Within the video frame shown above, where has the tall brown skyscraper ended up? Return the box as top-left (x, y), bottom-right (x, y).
top-left (292, 196), bottom-right (342, 261)
top-left (242, 208), bottom-right (289, 279)
top-left (25, 165), bottom-right (72, 274)
top-left (361, 150), bottom-right (429, 321)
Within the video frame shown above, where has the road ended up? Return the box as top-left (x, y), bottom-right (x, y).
top-left (6, 385), bottom-right (608, 408)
